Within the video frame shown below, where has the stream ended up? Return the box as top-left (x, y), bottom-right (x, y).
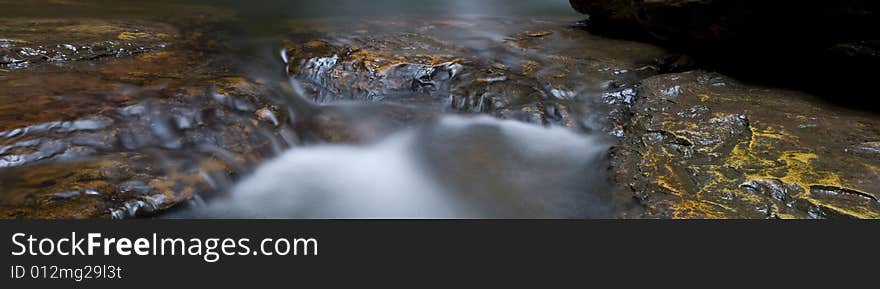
top-left (5, 1), bottom-right (877, 219)
top-left (2, 0), bottom-right (656, 218)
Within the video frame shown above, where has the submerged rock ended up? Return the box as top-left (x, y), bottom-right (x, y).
top-left (612, 71), bottom-right (880, 218)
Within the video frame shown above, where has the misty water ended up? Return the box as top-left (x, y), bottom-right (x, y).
top-left (1, 0), bottom-right (664, 218)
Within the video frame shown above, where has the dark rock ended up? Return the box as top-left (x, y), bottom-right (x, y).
top-left (570, 0), bottom-right (880, 45)
top-left (612, 70), bottom-right (880, 218)
top-left (569, 0), bottom-right (880, 103)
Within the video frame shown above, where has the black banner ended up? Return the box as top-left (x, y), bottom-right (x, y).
top-left (1, 220), bottom-right (878, 287)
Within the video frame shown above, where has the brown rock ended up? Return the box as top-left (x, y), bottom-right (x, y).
top-left (613, 70), bottom-right (880, 219)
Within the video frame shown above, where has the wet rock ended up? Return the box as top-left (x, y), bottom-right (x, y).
top-left (0, 154), bottom-right (230, 219)
top-left (276, 17), bottom-right (675, 216)
top-left (283, 17), bottom-right (667, 131)
top-left (741, 179), bottom-right (803, 204)
top-left (0, 72), bottom-right (282, 218)
top-left (852, 142), bottom-right (880, 156)
top-left (613, 71), bottom-right (880, 218)
top-left (0, 19), bottom-right (176, 69)
top-left (285, 38), bottom-right (472, 105)
top-left (3, 15), bottom-right (668, 219)
top-left (0, 10), bottom-right (287, 218)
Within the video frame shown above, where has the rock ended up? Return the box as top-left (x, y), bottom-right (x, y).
top-left (570, 1), bottom-right (880, 217)
top-left (0, 19), bottom-right (176, 69)
top-left (0, 65), bottom-right (284, 219)
top-left (283, 17), bottom-right (667, 130)
top-left (569, 0), bottom-right (644, 33)
top-left (570, 0), bottom-right (879, 44)
top-left (853, 142), bottom-right (880, 155)
top-left (0, 10), bottom-right (286, 218)
top-left (569, 0), bottom-right (880, 100)
top-left (279, 17), bottom-right (676, 215)
top-left (613, 70), bottom-right (880, 218)
top-left (0, 15), bottom-right (660, 219)
top-left (0, 154), bottom-right (224, 219)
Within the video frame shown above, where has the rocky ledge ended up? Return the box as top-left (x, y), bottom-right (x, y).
top-left (569, 0), bottom-right (880, 97)
top-left (0, 18), bottom-right (176, 69)
top-left (0, 12), bottom-right (285, 219)
top-left (613, 71), bottom-right (880, 218)
top-left (570, 1), bottom-right (880, 218)
top-left (569, 0), bottom-right (879, 49)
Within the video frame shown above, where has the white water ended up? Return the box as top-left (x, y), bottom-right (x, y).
top-left (186, 115), bottom-right (612, 218)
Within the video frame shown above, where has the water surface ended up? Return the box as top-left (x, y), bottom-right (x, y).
top-left (0, 0), bottom-right (667, 218)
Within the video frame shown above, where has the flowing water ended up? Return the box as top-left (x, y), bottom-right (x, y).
top-left (0, 0), bottom-right (670, 218)
top-left (191, 115), bottom-right (612, 218)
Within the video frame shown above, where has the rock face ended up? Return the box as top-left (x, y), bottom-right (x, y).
top-left (613, 71), bottom-right (880, 218)
top-left (570, 0), bottom-right (879, 44)
top-left (569, 0), bottom-right (880, 97)
top-left (570, 1), bottom-right (880, 218)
